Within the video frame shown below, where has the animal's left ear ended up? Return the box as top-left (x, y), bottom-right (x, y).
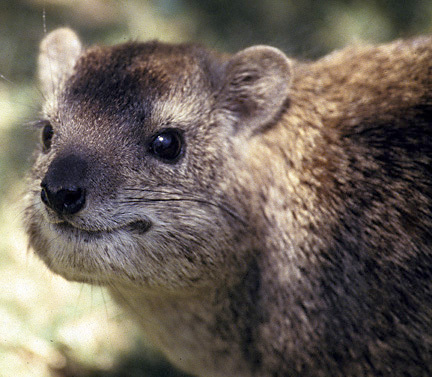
top-left (216, 45), bottom-right (292, 134)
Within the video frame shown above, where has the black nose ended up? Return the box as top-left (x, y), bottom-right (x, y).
top-left (40, 154), bottom-right (88, 215)
top-left (41, 183), bottom-right (86, 215)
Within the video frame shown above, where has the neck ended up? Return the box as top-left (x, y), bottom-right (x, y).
top-left (108, 264), bottom-right (261, 377)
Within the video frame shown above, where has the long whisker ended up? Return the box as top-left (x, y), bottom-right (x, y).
top-left (0, 73), bottom-right (14, 84)
top-left (123, 187), bottom-right (186, 195)
top-left (106, 283), bottom-right (144, 323)
top-left (119, 195), bottom-right (247, 225)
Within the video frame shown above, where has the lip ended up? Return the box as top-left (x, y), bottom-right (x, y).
top-left (52, 219), bottom-right (152, 238)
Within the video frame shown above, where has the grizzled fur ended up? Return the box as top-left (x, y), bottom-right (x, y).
top-left (25, 28), bottom-right (432, 376)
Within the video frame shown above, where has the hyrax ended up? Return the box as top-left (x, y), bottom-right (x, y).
top-left (25, 28), bottom-right (432, 376)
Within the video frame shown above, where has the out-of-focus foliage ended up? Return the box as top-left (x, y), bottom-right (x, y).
top-left (0, 1), bottom-right (431, 376)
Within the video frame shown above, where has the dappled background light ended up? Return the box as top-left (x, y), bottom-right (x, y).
top-left (0, 0), bottom-right (431, 376)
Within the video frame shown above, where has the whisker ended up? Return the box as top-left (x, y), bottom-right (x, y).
top-left (123, 187), bottom-right (184, 195)
top-left (42, 6), bottom-right (47, 35)
top-left (100, 287), bottom-right (111, 320)
top-left (119, 196), bottom-right (246, 225)
top-left (74, 283), bottom-right (86, 321)
top-left (106, 283), bottom-right (141, 319)
top-left (0, 73), bottom-right (14, 84)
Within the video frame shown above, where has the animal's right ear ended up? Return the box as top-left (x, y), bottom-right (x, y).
top-left (38, 28), bottom-right (82, 96)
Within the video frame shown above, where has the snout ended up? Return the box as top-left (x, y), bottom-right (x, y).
top-left (40, 154), bottom-right (88, 216)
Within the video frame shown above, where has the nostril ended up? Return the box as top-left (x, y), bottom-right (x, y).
top-left (41, 182), bottom-right (86, 215)
top-left (58, 187), bottom-right (86, 214)
top-left (62, 188), bottom-right (83, 207)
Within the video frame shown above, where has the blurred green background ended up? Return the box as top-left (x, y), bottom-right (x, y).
top-left (0, 0), bottom-right (431, 376)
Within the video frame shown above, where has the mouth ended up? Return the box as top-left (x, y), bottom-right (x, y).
top-left (53, 219), bottom-right (152, 239)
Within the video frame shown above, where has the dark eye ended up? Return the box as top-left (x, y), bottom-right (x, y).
top-left (41, 121), bottom-right (54, 152)
top-left (148, 129), bottom-right (183, 162)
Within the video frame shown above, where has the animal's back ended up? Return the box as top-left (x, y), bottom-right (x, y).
top-left (251, 37), bottom-right (432, 376)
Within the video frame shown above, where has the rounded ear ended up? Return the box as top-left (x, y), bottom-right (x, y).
top-left (216, 45), bottom-right (292, 134)
top-left (38, 28), bottom-right (82, 96)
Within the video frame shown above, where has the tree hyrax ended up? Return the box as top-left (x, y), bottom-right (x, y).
top-left (25, 28), bottom-right (432, 376)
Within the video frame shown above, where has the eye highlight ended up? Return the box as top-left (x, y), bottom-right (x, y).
top-left (148, 129), bottom-right (183, 162)
top-left (41, 121), bottom-right (54, 152)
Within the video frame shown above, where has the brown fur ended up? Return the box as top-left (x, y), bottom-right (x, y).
top-left (25, 29), bottom-right (432, 376)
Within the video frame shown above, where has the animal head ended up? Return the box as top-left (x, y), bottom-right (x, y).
top-left (25, 28), bottom-right (292, 290)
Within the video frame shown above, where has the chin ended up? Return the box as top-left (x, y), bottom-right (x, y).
top-left (28, 216), bottom-right (143, 285)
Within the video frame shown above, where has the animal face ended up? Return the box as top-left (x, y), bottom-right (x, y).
top-left (25, 28), bottom-right (292, 289)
